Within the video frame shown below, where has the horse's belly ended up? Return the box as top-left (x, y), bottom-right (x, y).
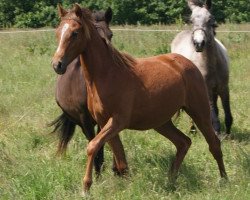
top-left (128, 86), bottom-right (185, 130)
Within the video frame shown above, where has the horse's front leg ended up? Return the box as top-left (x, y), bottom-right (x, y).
top-left (208, 89), bottom-right (221, 135)
top-left (82, 117), bottom-right (124, 196)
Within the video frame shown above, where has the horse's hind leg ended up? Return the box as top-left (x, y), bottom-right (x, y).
top-left (220, 87), bottom-right (233, 134)
top-left (107, 135), bottom-right (128, 176)
top-left (154, 121), bottom-right (192, 182)
top-left (185, 106), bottom-right (227, 178)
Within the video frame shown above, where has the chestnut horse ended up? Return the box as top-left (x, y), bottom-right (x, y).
top-left (171, 0), bottom-right (233, 135)
top-left (50, 7), bottom-right (117, 175)
top-left (52, 4), bottom-right (227, 195)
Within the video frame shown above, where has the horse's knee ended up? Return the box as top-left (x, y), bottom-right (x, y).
top-left (178, 136), bottom-right (192, 153)
top-left (87, 140), bottom-right (98, 157)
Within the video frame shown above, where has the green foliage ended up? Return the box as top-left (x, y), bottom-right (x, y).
top-left (224, 0), bottom-right (250, 23)
top-left (14, 2), bottom-right (58, 28)
top-left (0, 0), bottom-right (250, 28)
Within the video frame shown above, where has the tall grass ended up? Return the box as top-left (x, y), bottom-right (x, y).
top-left (0, 24), bottom-right (249, 199)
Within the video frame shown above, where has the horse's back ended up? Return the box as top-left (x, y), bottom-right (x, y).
top-left (137, 53), bottom-right (203, 86)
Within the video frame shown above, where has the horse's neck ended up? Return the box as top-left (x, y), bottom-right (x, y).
top-left (205, 38), bottom-right (218, 64)
top-left (80, 32), bottom-right (122, 89)
top-left (196, 39), bottom-right (219, 80)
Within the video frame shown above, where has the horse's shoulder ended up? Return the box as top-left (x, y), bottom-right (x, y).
top-left (214, 38), bottom-right (229, 68)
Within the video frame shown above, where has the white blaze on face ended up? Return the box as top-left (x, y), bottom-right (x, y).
top-left (193, 29), bottom-right (205, 44)
top-left (56, 23), bottom-right (69, 53)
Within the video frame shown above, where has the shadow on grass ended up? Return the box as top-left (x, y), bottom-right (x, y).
top-left (229, 126), bottom-right (250, 143)
top-left (143, 153), bottom-right (204, 193)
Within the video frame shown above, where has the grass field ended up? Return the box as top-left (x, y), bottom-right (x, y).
top-left (0, 24), bottom-right (249, 199)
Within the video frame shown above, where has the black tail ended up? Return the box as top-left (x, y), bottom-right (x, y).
top-left (49, 112), bottom-right (76, 154)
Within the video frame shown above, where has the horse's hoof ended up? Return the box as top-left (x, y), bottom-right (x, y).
top-left (113, 166), bottom-right (129, 177)
top-left (216, 132), bottom-right (229, 141)
top-left (219, 175), bottom-right (229, 187)
top-left (81, 190), bottom-right (90, 198)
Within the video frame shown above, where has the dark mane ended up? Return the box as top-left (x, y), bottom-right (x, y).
top-left (92, 10), bottom-right (106, 22)
top-left (107, 44), bottom-right (137, 70)
top-left (80, 8), bottom-right (137, 70)
top-left (189, 0), bottom-right (204, 7)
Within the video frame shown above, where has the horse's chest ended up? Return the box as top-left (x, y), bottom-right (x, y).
top-left (86, 88), bottom-right (109, 126)
top-left (56, 82), bottom-right (86, 115)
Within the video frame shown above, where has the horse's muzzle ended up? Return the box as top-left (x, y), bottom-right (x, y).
top-left (52, 61), bottom-right (66, 75)
top-left (194, 40), bottom-right (205, 52)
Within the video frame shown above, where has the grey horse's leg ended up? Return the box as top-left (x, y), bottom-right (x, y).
top-left (220, 87), bottom-right (233, 134)
top-left (213, 92), bottom-right (219, 116)
top-left (208, 88), bottom-right (221, 134)
top-left (209, 91), bottom-right (220, 134)
top-left (210, 102), bottom-right (221, 134)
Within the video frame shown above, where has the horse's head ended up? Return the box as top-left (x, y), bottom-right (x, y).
top-left (52, 4), bottom-right (113, 75)
top-left (92, 7), bottom-right (113, 41)
top-left (188, 0), bottom-right (217, 52)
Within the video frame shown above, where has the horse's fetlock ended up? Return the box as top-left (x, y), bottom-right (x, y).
top-left (83, 177), bottom-right (92, 191)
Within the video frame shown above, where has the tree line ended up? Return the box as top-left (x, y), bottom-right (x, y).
top-left (0, 0), bottom-right (249, 28)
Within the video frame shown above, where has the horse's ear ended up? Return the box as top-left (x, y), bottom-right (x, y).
top-left (105, 7), bottom-right (113, 24)
top-left (58, 4), bottom-right (68, 18)
top-left (187, 0), bottom-right (203, 11)
top-left (73, 3), bottom-right (82, 18)
top-left (205, 0), bottom-right (212, 10)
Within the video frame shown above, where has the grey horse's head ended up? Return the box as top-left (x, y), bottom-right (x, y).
top-left (188, 0), bottom-right (217, 52)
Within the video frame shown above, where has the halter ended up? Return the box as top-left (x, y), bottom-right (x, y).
top-left (192, 27), bottom-right (207, 38)
top-left (192, 27), bottom-right (213, 46)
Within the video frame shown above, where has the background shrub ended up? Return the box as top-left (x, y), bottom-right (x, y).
top-left (0, 0), bottom-right (249, 28)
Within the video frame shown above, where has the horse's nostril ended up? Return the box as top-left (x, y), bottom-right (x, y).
top-left (201, 40), bottom-right (205, 47)
top-left (52, 61), bottom-right (66, 74)
top-left (57, 61), bottom-right (62, 69)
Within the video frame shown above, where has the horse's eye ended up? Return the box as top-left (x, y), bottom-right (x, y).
top-left (72, 31), bottom-right (78, 38)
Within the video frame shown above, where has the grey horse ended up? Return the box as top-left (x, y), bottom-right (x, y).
top-left (171, 0), bottom-right (233, 135)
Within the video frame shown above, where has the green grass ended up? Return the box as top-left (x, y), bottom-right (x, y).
top-left (0, 24), bottom-right (250, 199)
